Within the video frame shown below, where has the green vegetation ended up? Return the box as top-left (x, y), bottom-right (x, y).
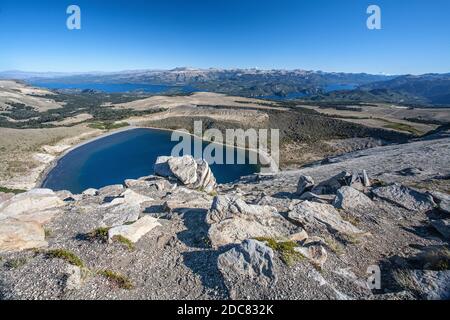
top-left (0, 186), bottom-right (26, 194)
top-left (324, 236), bottom-right (344, 255)
top-left (380, 121), bottom-right (422, 136)
top-left (44, 229), bottom-right (52, 239)
top-left (254, 237), bottom-right (304, 266)
top-left (0, 92), bottom-right (166, 129)
top-left (4, 257), bottom-right (28, 269)
top-left (46, 249), bottom-right (84, 268)
top-left (88, 121), bottom-right (129, 131)
top-left (98, 269), bottom-right (133, 290)
top-left (112, 235), bottom-right (135, 251)
top-left (87, 227), bottom-right (110, 242)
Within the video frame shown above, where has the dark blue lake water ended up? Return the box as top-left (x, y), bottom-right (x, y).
top-left (28, 82), bottom-right (198, 94)
top-left (42, 128), bottom-right (259, 194)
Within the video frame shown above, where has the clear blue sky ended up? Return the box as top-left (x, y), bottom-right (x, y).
top-left (0, 0), bottom-right (449, 74)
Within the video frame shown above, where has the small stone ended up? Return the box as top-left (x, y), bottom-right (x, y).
top-left (82, 188), bottom-right (98, 196)
top-left (65, 265), bottom-right (82, 291)
top-left (296, 175), bottom-right (314, 195)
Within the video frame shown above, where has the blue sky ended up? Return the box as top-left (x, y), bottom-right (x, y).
top-left (0, 0), bottom-right (449, 74)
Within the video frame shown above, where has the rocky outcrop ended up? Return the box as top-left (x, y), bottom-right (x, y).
top-left (407, 270), bottom-right (450, 300)
top-left (0, 189), bottom-right (65, 252)
top-left (372, 183), bottom-right (435, 212)
top-left (108, 216), bottom-right (162, 243)
top-left (154, 155), bottom-right (217, 193)
top-left (288, 201), bottom-right (364, 235)
top-left (218, 239), bottom-right (276, 285)
top-left (333, 186), bottom-right (373, 210)
top-left (0, 219), bottom-right (47, 252)
top-left (207, 195), bottom-right (298, 247)
top-left (0, 189), bottom-right (64, 220)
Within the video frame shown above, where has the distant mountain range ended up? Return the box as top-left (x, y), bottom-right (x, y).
top-left (1, 68), bottom-right (449, 106)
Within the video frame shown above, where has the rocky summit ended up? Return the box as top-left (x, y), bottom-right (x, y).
top-left (0, 136), bottom-right (449, 300)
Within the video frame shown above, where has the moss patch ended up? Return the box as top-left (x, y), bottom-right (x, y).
top-left (112, 235), bottom-right (135, 251)
top-left (87, 227), bottom-right (110, 242)
top-left (98, 269), bottom-right (133, 290)
top-left (0, 186), bottom-right (26, 194)
top-left (4, 257), bottom-right (27, 269)
top-left (254, 237), bottom-right (304, 266)
top-left (46, 249), bottom-right (84, 268)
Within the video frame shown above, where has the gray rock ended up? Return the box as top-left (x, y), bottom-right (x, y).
top-left (296, 175), bottom-right (314, 195)
top-left (0, 192), bottom-right (14, 204)
top-left (108, 216), bottom-right (161, 243)
top-left (207, 195), bottom-right (297, 247)
top-left (193, 159), bottom-right (217, 193)
top-left (333, 186), bottom-right (373, 210)
top-left (288, 201), bottom-right (364, 235)
top-left (295, 244), bottom-right (328, 269)
top-left (299, 192), bottom-right (335, 204)
top-left (311, 171), bottom-right (350, 195)
top-left (0, 219), bottom-right (47, 252)
top-left (82, 188), bottom-right (98, 196)
top-left (362, 170), bottom-right (371, 187)
top-left (100, 203), bottom-right (141, 227)
top-left (168, 155), bottom-right (198, 185)
top-left (153, 156), bottom-right (173, 178)
top-left (0, 189), bottom-right (65, 220)
top-left (206, 195), bottom-right (257, 224)
top-left (372, 183), bottom-right (435, 212)
top-left (97, 184), bottom-right (124, 198)
top-left (428, 191), bottom-right (450, 214)
top-left (430, 219), bottom-right (450, 239)
top-left (218, 239), bottom-right (276, 284)
top-left (64, 265), bottom-right (82, 291)
top-left (409, 270), bottom-right (450, 300)
top-left (153, 156), bottom-right (216, 193)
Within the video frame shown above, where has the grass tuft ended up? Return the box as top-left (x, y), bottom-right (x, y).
top-left (4, 257), bottom-right (27, 269)
top-left (112, 235), bottom-right (135, 251)
top-left (98, 269), bottom-right (133, 290)
top-left (0, 186), bottom-right (26, 194)
top-left (87, 227), bottom-right (110, 242)
top-left (254, 237), bottom-right (304, 266)
top-left (46, 249), bottom-right (84, 268)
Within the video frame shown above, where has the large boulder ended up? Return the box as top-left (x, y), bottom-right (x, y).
top-left (333, 186), bottom-right (373, 210)
top-left (168, 156), bottom-right (198, 185)
top-left (108, 216), bottom-right (161, 243)
top-left (296, 175), bottom-right (314, 195)
top-left (288, 201), bottom-right (364, 235)
top-left (0, 219), bottom-right (47, 252)
top-left (207, 195), bottom-right (298, 247)
top-left (100, 203), bottom-right (141, 228)
top-left (154, 156), bottom-right (216, 192)
top-left (193, 159), bottom-right (217, 193)
top-left (0, 189), bottom-right (65, 220)
top-left (218, 239), bottom-right (276, 285)
top-left (372, 183), bottom-right (435, 212)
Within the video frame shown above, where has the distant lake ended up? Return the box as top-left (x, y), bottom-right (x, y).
top-left (28, 82), bottom-right (198, 94)
top-left (42, 128), bottom-right (259, 194)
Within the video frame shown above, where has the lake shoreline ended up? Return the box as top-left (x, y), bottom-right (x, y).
top-left (37, 125), bottom-right (278, 191)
